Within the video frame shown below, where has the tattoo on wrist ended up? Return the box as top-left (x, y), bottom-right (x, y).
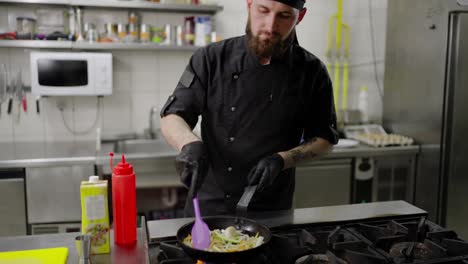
top-left (291, 150), bottom-right (318, 162)
top-left (290, 137), bottom-right (320, 163)
top-left (291, 149), bottom-right (306, 163)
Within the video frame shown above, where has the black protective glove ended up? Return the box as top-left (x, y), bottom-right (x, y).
top-left (247, 153), bottom-right (284, 192)
top-left (175, 141), bottom-right (208, 198)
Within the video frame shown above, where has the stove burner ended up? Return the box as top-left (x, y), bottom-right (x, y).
top-left (389, 240), bottom-right (447, 261)
top-left (390, 242), bottom-right (431, 260)
top-left (295, 251), bottom-right (348, 264)
top-left (292, 227), bottom-right (387, 264)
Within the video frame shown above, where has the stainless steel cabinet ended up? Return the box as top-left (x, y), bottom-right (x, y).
top-left (26, 165), bottom-right (94, 224)
top-left (294, 159), bottom-right (352, 208)
top-left (352, 155), bottom-right (417, 204)
top-left (0, 169), bottom-right (27, 236)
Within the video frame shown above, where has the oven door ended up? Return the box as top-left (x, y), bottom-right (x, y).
top-left (0, 168), bottom-right (27, 236)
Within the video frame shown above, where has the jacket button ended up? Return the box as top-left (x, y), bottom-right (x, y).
top-left (229, 137), bottom-right (235, 142)
top-left (227, 167), bottom-right (233, 172)
top-left (225, 194), bottom-right (231, 199)
top-left (231, 106), bottom-right (236, 112)
top-left (233, 74), bottom-right (239, 80)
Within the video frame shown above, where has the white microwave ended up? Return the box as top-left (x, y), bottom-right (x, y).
top-left (30, 52), bottom-right (112, 96)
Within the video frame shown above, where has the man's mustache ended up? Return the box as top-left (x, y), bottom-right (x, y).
top-left (258, 31), bottom-right (281, 39)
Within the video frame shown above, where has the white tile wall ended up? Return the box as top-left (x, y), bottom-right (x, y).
top-left (42, 97), bottom-right (75, 142)
top-left (71, 96), bottom-right (103, 141)
top-left (11, 92), bottom-right (46, 142)
top-left (0, 0), bottom-right (387, 142)
top-left (0, 48), bottom-right (13, 141)
top-left (0, 7), bottom-right (9, 33)
top-left (101, 91), bottom-right (133, 135)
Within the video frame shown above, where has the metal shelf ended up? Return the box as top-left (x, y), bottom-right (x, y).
top-left (0, 40), bottom-right (199, 51)
top-left (73, 42), bottom-right (198, 51)
top-left (0, 0), bottom-right (223, 13)
top-left (0, 40), bottom-right (72, 48)
top-left (0, 0), bottom-right (68, 4)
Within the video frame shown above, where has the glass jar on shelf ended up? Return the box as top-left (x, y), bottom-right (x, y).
top-left (16, 17), bottom-right (36, 39)
top-left (128, 23), bottom-right (139, 42)
top-left (128, 11), bottom-right (139, 25)
top-left (117, 23), bottom-right (128, 42)
top-left (101, 23), bottom-right (118, 42)
top-left (140, 24), bottom-right (151, 43)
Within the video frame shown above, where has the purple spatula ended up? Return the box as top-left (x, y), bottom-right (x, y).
top-left (191, 196), bottom-right (211, 250)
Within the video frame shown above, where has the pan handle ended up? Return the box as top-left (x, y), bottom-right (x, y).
top-left (236, 185), bottom-right (257, 214)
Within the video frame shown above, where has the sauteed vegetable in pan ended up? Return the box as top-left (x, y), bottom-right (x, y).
top-left (177, 216), bottom-right (271, 263)
top-left (183, 226), bottom-right (265, 252)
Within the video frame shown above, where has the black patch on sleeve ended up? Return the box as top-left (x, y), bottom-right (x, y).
top-left (180, 69), bottom-right (195, 88)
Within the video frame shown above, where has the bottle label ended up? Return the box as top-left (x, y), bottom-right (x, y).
top-left (85, 195), bottom-right (106, 220)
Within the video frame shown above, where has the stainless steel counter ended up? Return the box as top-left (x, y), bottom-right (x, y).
top-left (0, 201), bottom-right (426, 262)
top-left (0, 142), bottom-right (100, 168)
top-left (0, 229), bottom-right (149, 264)
top-left (0, 141), bottom-right (420, 168)
top-left (329, 144), bottom-right (419, 158)
top-left (147, 200), bottom-right (427, 241)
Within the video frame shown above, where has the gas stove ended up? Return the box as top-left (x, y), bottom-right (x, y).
top-left (148, 216), bottom-right (468, 264)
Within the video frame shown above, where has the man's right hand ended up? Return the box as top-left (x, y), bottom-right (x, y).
top-left (175, 141), bottom-right (208, 198)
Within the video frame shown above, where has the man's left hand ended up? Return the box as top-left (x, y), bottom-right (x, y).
top-left (247, 153), bottom-right (284, 191)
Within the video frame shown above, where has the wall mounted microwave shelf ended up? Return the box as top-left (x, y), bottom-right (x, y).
top-left (0, 40), bottom-right (199, 51)
top-left (0, 0), bottom-right (223, 14)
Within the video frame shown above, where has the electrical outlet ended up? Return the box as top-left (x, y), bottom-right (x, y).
top-left (56, 99), bottom-right (67, 111)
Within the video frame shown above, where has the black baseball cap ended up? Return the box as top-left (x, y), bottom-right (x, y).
top-left (272, 0), bottom-right (306, 10)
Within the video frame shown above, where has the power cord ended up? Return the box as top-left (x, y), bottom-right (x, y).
top-left (368, 0), bottom-right (384, 101)
top-left (59, 96), bottom-right (102, 135)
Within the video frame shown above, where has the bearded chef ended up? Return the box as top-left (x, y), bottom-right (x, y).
top-left (160, 0), bottom-right (338, 216)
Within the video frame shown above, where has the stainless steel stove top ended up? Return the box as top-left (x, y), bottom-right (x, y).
top-left (148, 216), bottom-right (468, 264)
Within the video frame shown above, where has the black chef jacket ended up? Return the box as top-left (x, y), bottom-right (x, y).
top-left (161, 35), bottom-right (338, 216)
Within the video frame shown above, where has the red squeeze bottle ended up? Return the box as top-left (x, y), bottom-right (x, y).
top-left (110, 153), bottom-right (137, 246)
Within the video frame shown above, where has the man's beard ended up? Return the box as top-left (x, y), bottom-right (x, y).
top-left (246, 16), bottom-right (295, 59)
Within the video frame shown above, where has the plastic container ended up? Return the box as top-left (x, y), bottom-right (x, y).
top-left (194, 16), bottom-right (212, 46)
top-left (67, 8), bottom-right (76, 38)
top-left (163, 24), bottom-right (173, 45)
top-left (110, 153), bottom-right (137, 246)
top-left (184, 16), bottom-right (195, 45)
top-left (358, 86), bottom-right (369, 123)
top-left (75, 8), bottom-right (84, 41)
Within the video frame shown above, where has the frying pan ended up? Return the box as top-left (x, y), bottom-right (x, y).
top-left (176, 216), bottom-right (272, 263)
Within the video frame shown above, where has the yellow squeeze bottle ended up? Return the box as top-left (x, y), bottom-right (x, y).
top-left (80, 176), bottom-right (110, 254)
